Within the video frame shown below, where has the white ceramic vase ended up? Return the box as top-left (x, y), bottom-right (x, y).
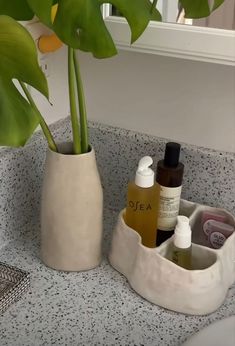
top-left (41, 143), bottom-right (103, 271)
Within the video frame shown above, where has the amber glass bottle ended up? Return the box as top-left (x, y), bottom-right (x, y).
top-left (125, 156), bottom-right (159, 248)
top-left (156, 142), bottom-right (184, 246)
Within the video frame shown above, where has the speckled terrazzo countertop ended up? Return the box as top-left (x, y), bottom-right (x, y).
top-left (0, 118), bottom-right (234, 345)
top-left (0, 208), bottom-right (234, 346)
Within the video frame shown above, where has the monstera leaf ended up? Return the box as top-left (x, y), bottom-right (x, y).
top-left (19, 0), bottom-right (161, 58)
top-left (54, 0), bottom-right (161, 57)
top-left (0, 0), bottom-right (226, 58)
top-left (0, 0), bottom-right (58, 23)
top-left (0, 15), bottom-right (48, 146)
top-left (0, 0), bottom-right (34, 20)
top-left (179, 0), bottom-right (225, 18)
top-left (26, 0), bottom-right (58, 27)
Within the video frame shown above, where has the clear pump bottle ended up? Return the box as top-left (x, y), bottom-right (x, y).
top-left (125, 156), bottom-right (159, 248)
top-left (172, 215), bottom-right (192, 270)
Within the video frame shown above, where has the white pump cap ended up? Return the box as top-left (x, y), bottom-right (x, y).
top-left (174, 216), bottom-right (192, 249)
top-left (135, 156), bottom-right (154, 188)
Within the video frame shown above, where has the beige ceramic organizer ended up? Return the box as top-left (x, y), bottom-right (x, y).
top-left (109, 200), bottom-right (235, 315)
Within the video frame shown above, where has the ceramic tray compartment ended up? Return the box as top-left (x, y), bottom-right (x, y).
top-left (109, 200), bottom-right (235, 315)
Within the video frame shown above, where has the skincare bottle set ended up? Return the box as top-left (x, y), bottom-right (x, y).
top-left (125, 142), bottom-right (235, 270)
top-left (125, 142), bottom-right (191, 269)
top-left (110, 144), bottom-right (235, 314)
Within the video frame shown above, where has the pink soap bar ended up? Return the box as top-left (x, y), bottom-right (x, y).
top-left (205, 220), bottom-right (234, 248)
top-left (202, 211), bottom-right (227, 237)
top-left (201, 211), bottom-right (234, 248)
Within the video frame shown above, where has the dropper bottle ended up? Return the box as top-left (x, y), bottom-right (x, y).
top-left (125, 156), bottom-right (159, 248)
top-left (172, 216), bottom-right (192, 270)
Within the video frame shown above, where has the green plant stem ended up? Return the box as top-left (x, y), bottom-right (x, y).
top-left (73, 50), bottom-right (89, 153)
top-left (19, 81), bottom-right (58, 152)
top-left (68, 47), bottom-right (81, 154)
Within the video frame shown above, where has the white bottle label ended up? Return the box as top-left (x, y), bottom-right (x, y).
top-left (157, 185), bottom-right (182, 231)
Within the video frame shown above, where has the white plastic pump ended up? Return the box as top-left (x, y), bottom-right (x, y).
top-left (135, 156), bottom-right (154, 188)
top-left (174, 216), bottom-right (192, 249)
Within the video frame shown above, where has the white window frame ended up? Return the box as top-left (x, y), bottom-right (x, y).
top-left (103, 4), bottom-right (235, 66)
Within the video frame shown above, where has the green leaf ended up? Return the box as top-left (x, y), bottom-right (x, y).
top-left (0, 78), bottom-right (38, 147)
top-left (26, 0), bottom-right (54, 27)
top-left (212, 0), bottom-right (225, 11)
top-left (0, 0), bottom-right (34, 20)
top-left (179, 0), bottom-right (211, 18)
top-left (0, 15), bottom-right (49, 146)
top-left (52, 0), bottom-right (161, 58)
top-left (103, 0), bottom-right (162, 43)
top-left (179, 0), bottom-right (225, 18)
top-left (0, 16), bottom-right (48, 95)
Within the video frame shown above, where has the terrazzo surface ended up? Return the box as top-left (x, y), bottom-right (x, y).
top-left (0, 118), bottom-right (234, 345)
top-left (0, 208), bottom-right (235, 346)
top-left (0, 117), bottom-right (234, 246)
top-left (89, 121), bottom-right (235, 215)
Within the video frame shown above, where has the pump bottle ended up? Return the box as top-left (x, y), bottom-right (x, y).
top-left (172, 216), bottom-right (192, 270)
top-left (125, 156), bottom-right (159, 248)
top-left (156, 142), bottom-right (184, 246)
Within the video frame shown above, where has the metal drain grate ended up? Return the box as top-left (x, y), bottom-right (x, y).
top-left (0, 262), bottom-right (30, 314)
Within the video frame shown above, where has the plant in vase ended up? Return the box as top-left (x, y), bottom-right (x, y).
top-left (0, 0), bottom-right (224, 271)
top-left (0, 0), bottom-right (162, 271)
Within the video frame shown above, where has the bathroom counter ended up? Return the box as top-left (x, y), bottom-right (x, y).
top-left (0, 118), bottom-right (234, 346)
top-left (0, 208), bottom-right (235, 346)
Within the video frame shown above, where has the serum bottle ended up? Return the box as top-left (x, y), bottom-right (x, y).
top-left (156, 142), bottom-right (184, 246)
top-left (172, 216), bottom-right (192, 270)
top-left (125, 156), bottom-right (159, 248)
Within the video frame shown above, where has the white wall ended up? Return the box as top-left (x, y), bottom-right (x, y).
top-left (38, 48), bottom-right (235, 153)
